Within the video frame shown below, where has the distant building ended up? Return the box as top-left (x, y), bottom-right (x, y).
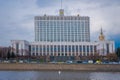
top-left (0, 46), bottom-right (11, 58)
top-left (11, 40), bottom-right (29, 56)
top-left (11, 9), bottom-right (115, 61)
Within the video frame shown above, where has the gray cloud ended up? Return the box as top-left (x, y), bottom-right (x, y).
top-left (0, 0), bottom-right (120, 46)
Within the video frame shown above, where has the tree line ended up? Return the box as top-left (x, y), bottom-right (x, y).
top-left (0, 47), bottom-right (120, 61)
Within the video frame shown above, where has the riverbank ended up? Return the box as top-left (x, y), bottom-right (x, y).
top-left (0, 63), bottom-right (120, 72)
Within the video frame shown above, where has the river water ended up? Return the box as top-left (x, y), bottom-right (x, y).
top-left (0, 71), bottom-right (120, 80)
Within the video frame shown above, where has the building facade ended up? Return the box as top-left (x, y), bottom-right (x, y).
top-left (11, 40), bottom-right (29, 56)
top-left (11, 9), bottom-right (115, 61)
top-left (30, 42), bottom-right (97, 57)
top-left (35, 9), bottom-right (90, 42)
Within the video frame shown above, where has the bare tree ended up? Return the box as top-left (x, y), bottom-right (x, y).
top-left (106, 53), bottom-right (118, 61)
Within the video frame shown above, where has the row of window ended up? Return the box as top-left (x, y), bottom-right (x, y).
top-left (36, 22), bottom-right (89, 24)
top-left (35, 16), bottom-right (89, 20)
top-left (36, 22), bottom-right (89, 27)
top-left (30, 45), bottom-right (97, 53)
top-left (37, 31), bottom-right (89, 34)
top-left (31, 52), bottom-right (93, 56)
top-left (36, 37), bottom-right (89, 42)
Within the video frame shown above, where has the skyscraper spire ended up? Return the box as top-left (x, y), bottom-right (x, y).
top-left (99, 27), bottom-right (105, 41)
top-left (100, 27), bottom-right (103, 35)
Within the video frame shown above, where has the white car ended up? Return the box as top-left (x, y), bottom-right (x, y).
top-left (66, 60), bottom-right (73, 64)
top-left (19, 60), bottom-right (23, 63)
top-left (88, 60), bottom-right (93, 64)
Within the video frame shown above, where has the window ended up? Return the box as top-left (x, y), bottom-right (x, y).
top-left (83, 46), bottom-right (85, 52)
top-left (69, 45), bottom-right (71, 52)
top-left (61, 45), bottom-right (64, 52)
top-left (79, 46), bottom-right (82, 52)
top-left (106, 44), bottom-right (109, 54)
top-left (90, 45), bottom-right (93, 52)
top-left (51, 45), bottom-right (53, 52)
top-left (36, 53), bottom-right (38, 56)
top-left (47, 45), bottom-right (49, 52)
top-left (36, 45), bottom-right (38, 53)
top-left (76, 45), bottom-right (78, 52)
top-left (43, 46), bottom-right (46, 53)
top-left (72, 45), bottom-right (74, 52)
top-left (87, 46), bottom-right (89, 52)
top-left (94, 46), bottom-right (97, 53)
top-left (58, 45), bottom-right (60, 52)
top-left (54, 45), bottom-right (57, 52)
top-left (65, 45), bottom-right (67, 52)
top-left (16, 43), bottom-right (19, 53)
top-left (40, 46), bottom-right (42, 53)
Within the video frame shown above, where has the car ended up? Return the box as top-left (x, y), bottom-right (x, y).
top-left (3, 60), bottom-right (10, 63)
top-left (0, 60), bottom-right (2, 63)
top-left (82, 60), bottom-right (88, 64)
top-left (23, 60), bottom-right (29, 63)
top-left (50, 61), bottom-right (57, 64)
top-left (108, 62), bottom-right (113, 64)
top-left (88, 60), bottom-right (93, 64)
top-left (30, 61), bottom-right (37, 63)
top-left (95, 60), bottom-right (102, 64)
top-left (19, 60), bottom-right (24, 63)
top-left (76, 60), bottom-right (82, 64)
top-left (10, 60), bottom-right (17, 63)
top-left (112, 62), bottom-right (118, 64)
top-left (66, 60), bottom-right (73, 64)
top-left (102, 61), bottom-right (109, 64)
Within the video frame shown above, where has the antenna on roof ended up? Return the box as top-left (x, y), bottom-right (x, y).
top-left (61, 0), bottom-right (63, 9)
top-left (59, 0), bottom-right (64, 16)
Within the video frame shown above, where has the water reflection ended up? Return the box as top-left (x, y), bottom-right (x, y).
top-left (90, 72), bottom-right (120, 80)
top-left (0, 71), bottom-right (120, 80)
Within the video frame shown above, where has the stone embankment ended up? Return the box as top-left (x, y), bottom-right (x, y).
top-left (0, 63), bottom-right (120, 72)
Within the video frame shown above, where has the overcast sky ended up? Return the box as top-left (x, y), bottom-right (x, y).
top-left (0, 0), bottom-right (120, 48)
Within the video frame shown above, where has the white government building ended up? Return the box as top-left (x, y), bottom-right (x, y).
top-left (11, 9), bottom-right (115, 60)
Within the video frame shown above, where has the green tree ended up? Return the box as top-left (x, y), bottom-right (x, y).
top-left (11, 52), bottom-right (15, 59)
top-left (116, 47), bottom-right (120, 58)
top-left (0, 49), bottom-right (2, 58)
top-left (93, 53), bottom-right (100, 61)
top-left (7, 51), bottom-right (11, 59)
